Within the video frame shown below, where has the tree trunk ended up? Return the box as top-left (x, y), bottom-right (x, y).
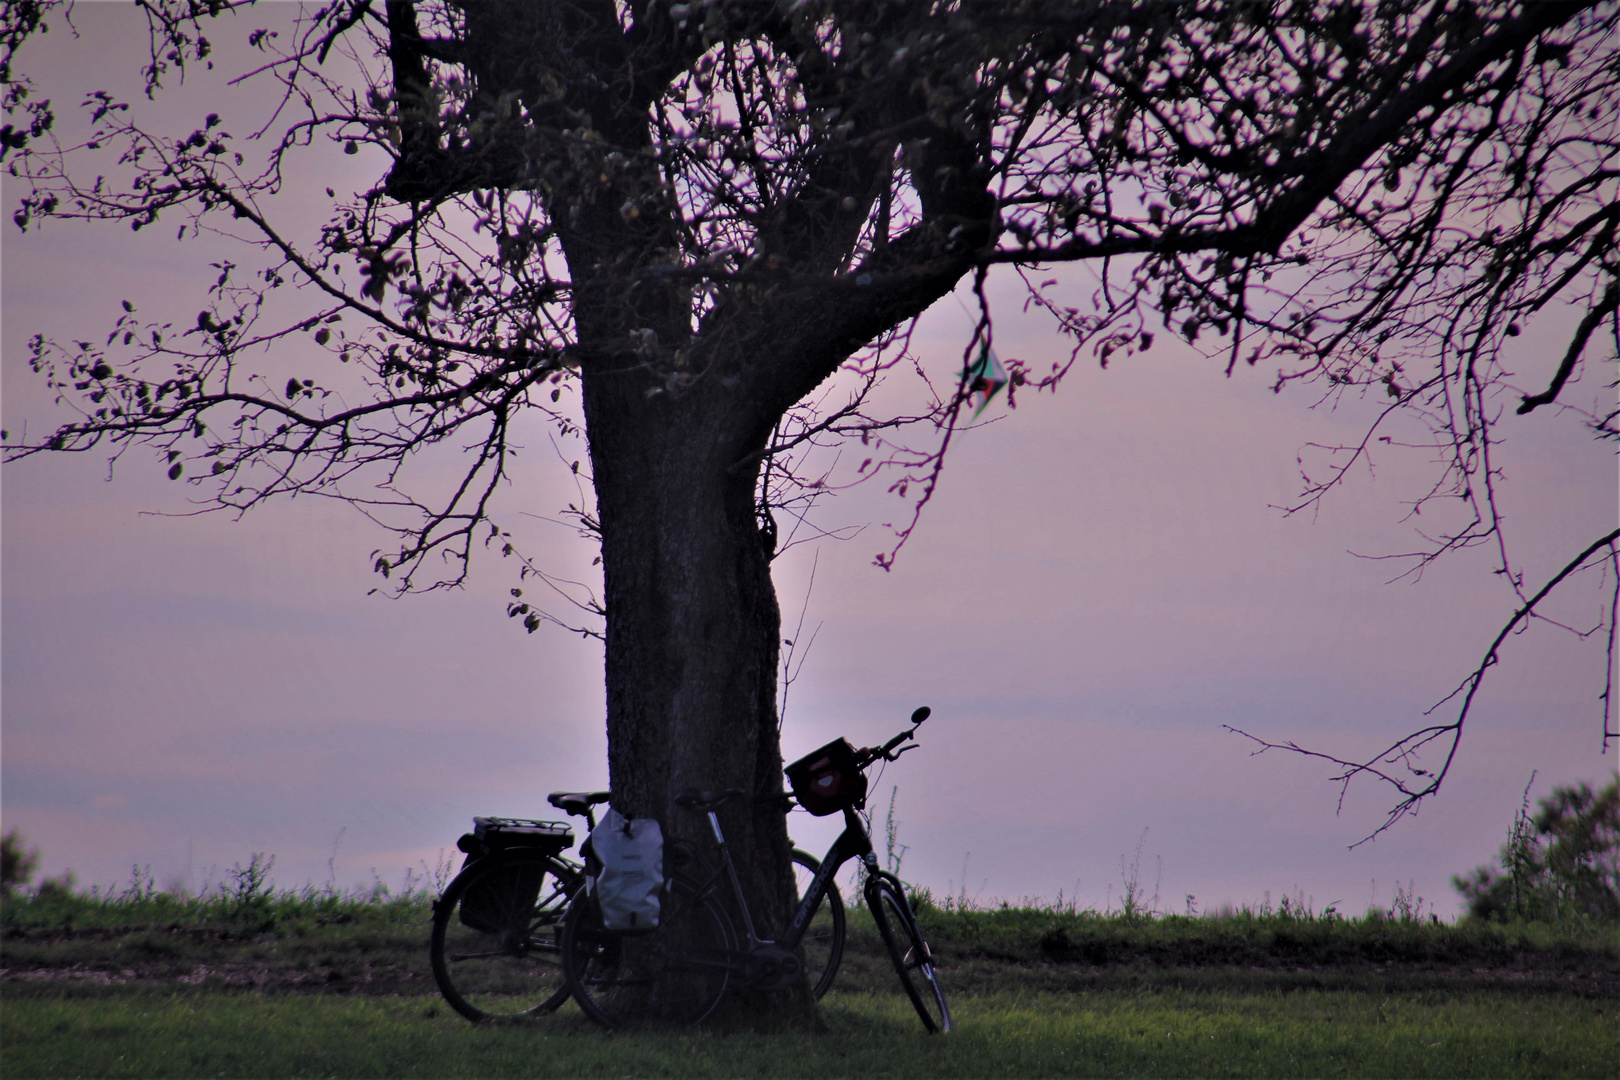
top-left (580, 352), bottom-right (803, 1016)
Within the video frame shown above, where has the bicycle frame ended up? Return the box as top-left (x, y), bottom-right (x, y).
top-left (698, 802), bottom-right (886, 955)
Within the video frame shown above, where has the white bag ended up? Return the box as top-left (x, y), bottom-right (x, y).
top-left (588, 808), bottom-right (664, 932)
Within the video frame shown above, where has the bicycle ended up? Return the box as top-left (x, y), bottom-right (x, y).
top-left (430, 790), bottom-right (841, 1023)
top-left (560, 706), bottom-right (950, 1033)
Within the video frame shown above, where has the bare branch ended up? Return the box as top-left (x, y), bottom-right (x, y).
top-left (1517, 281), bottom-right (1620, 414)
top-left (1229, 528), bottom-right (1620, 845)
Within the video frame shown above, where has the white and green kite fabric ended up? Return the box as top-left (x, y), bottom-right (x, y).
top-left (964, 342), bottom-right (1008, 419)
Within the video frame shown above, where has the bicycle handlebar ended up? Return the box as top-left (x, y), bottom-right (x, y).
top-left (853, 705), bottom-right (932, 767)
top-left (854, 738), bottom-right (909, 766)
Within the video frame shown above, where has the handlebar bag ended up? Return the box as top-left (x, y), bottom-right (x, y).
top-left (587, 808), bottom-right (664, 933)
top-left (785, 737), bottom-right (867, 816)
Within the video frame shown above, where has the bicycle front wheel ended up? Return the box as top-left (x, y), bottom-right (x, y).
top-left (561, 873), bottom-right (734, 1028)
top-left (790, 848), bottom-right (845, 999)
top-left (868, 876), bottom-right (951, 1033)
top-left (430, 851), bottom-right (577, 1023)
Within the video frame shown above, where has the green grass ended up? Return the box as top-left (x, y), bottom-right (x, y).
top-left (5, 887), bottom-right (1618, 1077)
top-left (2, 987), bottom-right (1614, 1078)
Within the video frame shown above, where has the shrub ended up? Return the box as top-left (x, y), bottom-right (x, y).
top-left (1454, 775), bottom-right (1620, 924)
top-left (1, 829), bottom-right (40, 897)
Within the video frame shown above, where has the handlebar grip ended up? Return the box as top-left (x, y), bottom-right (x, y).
top-left (881, 729), bottom-right (913, 753)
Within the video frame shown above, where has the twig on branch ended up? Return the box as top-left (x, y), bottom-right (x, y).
top-left (1227, 527), bottom-right (1620, 845)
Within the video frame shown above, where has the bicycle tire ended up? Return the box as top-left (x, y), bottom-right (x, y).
top-left (789, 848), bottom-right (845, 999)
top-left (868, 876), bottom-right (951, 1033)
top-left (561, 872), bottom-right (734, 1028)
top-left (431, 850), bottom-right (579, 1023)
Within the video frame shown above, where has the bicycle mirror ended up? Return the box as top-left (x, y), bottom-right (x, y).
top-left (911, 706), bottom-right (931, 725)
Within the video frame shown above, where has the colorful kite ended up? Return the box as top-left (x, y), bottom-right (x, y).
top-left (964, 340), bottom-right (1008, 419)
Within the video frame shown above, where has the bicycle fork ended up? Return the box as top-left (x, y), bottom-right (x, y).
top-left (862, 858), bottom-right (936, 970)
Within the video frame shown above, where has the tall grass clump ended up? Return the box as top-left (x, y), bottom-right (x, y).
top-left (897, 880), bottom-right (1619, 973)
top-left (0, 841), bottom-right (458, 936)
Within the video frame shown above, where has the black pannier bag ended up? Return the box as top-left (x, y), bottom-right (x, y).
top-left (785, 737), bottom-right (867, 816)
top-left (456, 817), bottom-right (573, 934)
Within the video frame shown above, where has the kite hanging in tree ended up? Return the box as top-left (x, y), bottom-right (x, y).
top-left (964, 342), bottom-right (1008, 420)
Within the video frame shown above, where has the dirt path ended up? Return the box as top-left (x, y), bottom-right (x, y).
top-left (7, 921), bottom-right (1616, 999)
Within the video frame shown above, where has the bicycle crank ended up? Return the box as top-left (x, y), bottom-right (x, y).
top-left (744, 944), bottom-right (803, 990)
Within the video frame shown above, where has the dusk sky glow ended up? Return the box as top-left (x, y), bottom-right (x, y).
top-left (3, 4), bottom-right (1616, 917)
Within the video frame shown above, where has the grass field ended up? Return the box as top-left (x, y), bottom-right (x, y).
top-left (4, 886), bottom-right (1618, 1078)
top-left (4, 985), bottom-right (1615, 1078)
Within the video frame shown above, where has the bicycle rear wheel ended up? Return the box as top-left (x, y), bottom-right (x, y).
top-left (868, 876), bottom-right (951, 1033)
top-left (431, 851), bottom-right (577, 1023)
top-left (561, 873), bottom-right (734, 1028)
top-left (790, 848), bottom-right (845, 999)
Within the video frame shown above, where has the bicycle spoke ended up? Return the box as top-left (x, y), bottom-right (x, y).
top-left (789, 849), bottom-right (846, 1000)
top-left (431, 852), bottom-right (577, 1022)
top-left (561, 876), bottom-right (734, 1028)
top-left (870, 878), bottom-right (950, 1034)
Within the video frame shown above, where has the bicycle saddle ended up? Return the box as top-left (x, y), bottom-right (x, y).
top-left (547, 790), bottom-right (611, 817)
top-left (675, 787), bottom-right (746, 810)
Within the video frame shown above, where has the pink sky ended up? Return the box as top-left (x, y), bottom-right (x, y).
top-left (3, 5), bottom-right (1615, 915)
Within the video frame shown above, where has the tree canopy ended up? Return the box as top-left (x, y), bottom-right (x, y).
top-left (4, 0), bottom-right (1617, 995)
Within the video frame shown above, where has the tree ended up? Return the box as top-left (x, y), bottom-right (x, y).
top-left (1, 828), bottom-right (41, 898)
top-left (1454, 774), bottom-right (1620, 923)
top-left (4, 0), bottom-right (1617, 1014)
